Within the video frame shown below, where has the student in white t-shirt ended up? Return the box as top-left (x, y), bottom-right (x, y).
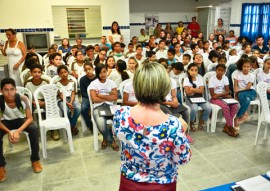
top-left (70, 50), bottom-right (85, 79)
top-left (56, 65), bottom-right (81, 136)
top-left (183, 63), bottom-right (212, 132)
top-left (89, 64), bottom-right (119, 151)
top-left (169, 62), bottom-right (184, 104)
top-left (123, 80), bottom-right (138, 106)
top-left (108, 60), bottom-right (130, 97)
top-left (209, 64), bottom-right (239, 137)
top-left (233, 58), bottom-right (257, 128)
top-left (257, 58), bottom-right (270, 100)
top-left (126, 57), bottom-right (139, 79)
top-left (46, 53), bottom-right (62, 78)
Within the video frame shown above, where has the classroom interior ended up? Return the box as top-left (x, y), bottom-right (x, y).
top-left (0, 0), bottom-right (270, 191)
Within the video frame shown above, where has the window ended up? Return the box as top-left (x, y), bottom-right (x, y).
top-left (241, 3), bottom-right (270, 43)
top-left (52, 6), bottom-right (102, 39)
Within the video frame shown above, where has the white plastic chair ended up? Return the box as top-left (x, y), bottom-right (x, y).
top-left (20, 69), bottom-right (30, 85)
top-left (231, 70), bottom-right (260, 120)
top-left (203, 72), bottom-right (223, 132)
top-left (87, 85), bottom-right (114, 151)
top-left (34, 84), bottom-right (74, 158)
top-left (255, 82), bottom-right (270, 145)
top-left (179, 73), bottom-right (210, 132)
top-left (119, 79), bottom-right (132, 99)
top-left (6, 87), bottom-right (32, 153)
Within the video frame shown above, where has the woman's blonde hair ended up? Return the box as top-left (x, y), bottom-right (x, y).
top-left (133, 63), bottom-right (171, 104)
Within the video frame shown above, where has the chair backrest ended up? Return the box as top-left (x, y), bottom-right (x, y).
top-left (34, 84), bottom-right (67, 121)
top-left (16, 86), bottom-right (32, 112)
top-left (87, 85), bottom-right (94, 114)
top-left (50, 75), bottom-right (78, 97)
top-left (256, 82), bottom-right (269, 119)
top-left (20, 69), bottom-right (30, 85)
top-left (119, 79), bottom-right (132, 99)
top-left (203, 71), bottom-right (216, 101)
top-left (207, 63), bottom-right (216, 72)
top-left (179, 73), bottom-right (188, 104)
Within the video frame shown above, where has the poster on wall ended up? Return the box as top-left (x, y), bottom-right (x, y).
top-left (144, 14), bottom-right (159, 35)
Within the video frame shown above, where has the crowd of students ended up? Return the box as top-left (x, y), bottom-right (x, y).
top-left (1, 21), bottom-right (270, 183)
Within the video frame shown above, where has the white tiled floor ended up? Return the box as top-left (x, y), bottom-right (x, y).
top-left (1, 115), bottom-right (270, 191)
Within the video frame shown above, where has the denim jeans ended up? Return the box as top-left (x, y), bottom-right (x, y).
top-left (58, 98), bottom-right (81, 127)
top-left (237, 89), bottom-right (256, 118)
top-left (0, 118), bottom-right (40, 167)
top-left (81, 97), bottom-right (93, 129)
top-left (186, 99), bottom-right (212, 123)
top-left (93, 103), bottom-right (114, 144)
top-left (267, 93), bottom-right (270, 100)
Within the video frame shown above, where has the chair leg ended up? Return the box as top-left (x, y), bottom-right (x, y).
top-left (263, 124), bottom-right (268, 140)
top-left (81, 115), bottom-right (88, 134)
top-left (66, 126), bottom-right (74, 154)
top-left (255, 120), bottom-right (262, 145)
top-left (93, 119), bottom-right (99, 151)
top-left (23, 131), bottom-right (31, 154)
top-left (210, 109), bottom-right (218, 133)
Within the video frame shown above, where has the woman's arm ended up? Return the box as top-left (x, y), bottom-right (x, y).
top-left (123, 92), bottom-right (137, 106)
top-left (233, 78), bottom-right (239, 93)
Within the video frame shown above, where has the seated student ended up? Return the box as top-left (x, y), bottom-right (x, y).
top-left (99, 36), bottom-right (111, 52)
top-left (209, 64), bottom-right (239, 137)
top-left (110, 42), bottom-right (125, 63)
top-left (252, 49), bottom-right (264, 66)
top-left (0, 78), bottom-right (42, 182)
top-left (183, 63), bottom-right (212, 131)
top-left (46, 52), bottom-right (62, 78)
top-left (203, 40), bottom-right (211, 54)
top-left (249, 56), bottom-right (260, 73)
top-left (155, 40), bottom-right (168, 59)
top-left (105, 56), bottom-right (116, 77)
top-left (56, 65), bottom-right (81, 136)
top-left (21, 57), bottom-right (39, 83)
top-left (27, 45), bottom-right (43, 65)
top-left (167, 48), bottom-right (177, 65)
top-left (182, 53), bottom-right (191, 71)
top-left (257, 58), bottom-right (270, 100)
top-left (108, 60), bottom-right (130, 97)
top-left (70, 50), bottom-right (85, 79)
top-left (205, 50), bottom-right (219, 71)
top-left (66, 45), bottom-right (78, 67)
top-left (233, 58), bottom-right (257, 129)
top-left (184, 43), bottom-right (199, 59)
top-left (169, 62), bottom-right (184, 104)
top-left (126, 57), bottom-right (139, 78)
top-left (122, 80), bottom-right (137, 106)
top-left (75, 38), bottom-right (86, 55)
top-left (58, 38), bottom-right (71, 55)
top-left (84, 45), bottom-right (95, 63)
top-left (133, 45), bottom-right (145, 65)
top-left (145, 50), bottom-right (157, 63)
top-left (124, 43), bottom-right (135, 58)
top-left (227, 48), bottom-right (240, 67)
top-left (193, 54), bottom-right (206, 76)
top-left (120, 43), bottom-right (126, 54)
top-left (79, 62), bottom-right (96, 131)
top-left (89, 64), bottom-right (119, 151)
top-left (239, 43), bottom-right (252, 57)
top-left (174, 42), bottom-right (183, 62)
top-left (93, 49), bottom-right (107, 67)
top-left (93, 44), bottom-right (100, 56)
top-left (43, 47), bottom-right (56, 68)
top-left (222, 40), bottom-right (231, 58)
top-left (22, 52), bottom-right (40, 72)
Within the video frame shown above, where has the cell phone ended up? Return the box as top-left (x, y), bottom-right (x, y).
top-left (0, 40), bottom-right (5, 46)
top-left (231, 185), bottom-right (245, 191)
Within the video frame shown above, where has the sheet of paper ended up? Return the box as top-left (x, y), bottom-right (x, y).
top-left (222, 98), bottom-right (238, 104)
top-left (190, 97), bottom-right (206, 103)
top-left (236, 175), bottom-right (270, 191)
top-left (110, 105), bottom-right (120, 114)
top-left (100, 110), bottom-right (106, 115)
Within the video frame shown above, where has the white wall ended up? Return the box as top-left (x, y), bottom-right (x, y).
top-left (0, 0), bottom-right (130, 45)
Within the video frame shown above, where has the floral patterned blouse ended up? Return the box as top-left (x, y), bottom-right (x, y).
top-left (113, 106), bottom-right (191, 184)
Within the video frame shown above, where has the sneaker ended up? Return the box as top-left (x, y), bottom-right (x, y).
top-left (186, 134), bottom-right (195, 144)
top-left (0, 167), bottom-right (6, 182)
top-left (32, 161), bottom-right (43, 173)
top-left (51, 130), bottom-right (60, 141)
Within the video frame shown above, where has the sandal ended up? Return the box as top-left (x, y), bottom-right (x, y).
top-left (189, 122), bottom-right (196, 132)
top-left (198, 120), bottom-right (205, 130)
top-left (71, 127), bottom-right (79, 136)
top-left (111, 141), bottom-right (119, 151)
top-left (223, 125), bottom-right (239, 137)
top-left (101, 139), bottom-right (107, 150)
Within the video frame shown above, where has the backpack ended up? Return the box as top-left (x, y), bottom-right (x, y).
top-left (0, 93), bottom-right (23, 113)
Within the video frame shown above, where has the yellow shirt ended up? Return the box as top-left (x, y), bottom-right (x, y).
top-left (175, 27), bottom-right (184, 35)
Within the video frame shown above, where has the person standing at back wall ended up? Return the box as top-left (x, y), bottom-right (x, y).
top-left (0, 28), bottom-right (27, 86)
